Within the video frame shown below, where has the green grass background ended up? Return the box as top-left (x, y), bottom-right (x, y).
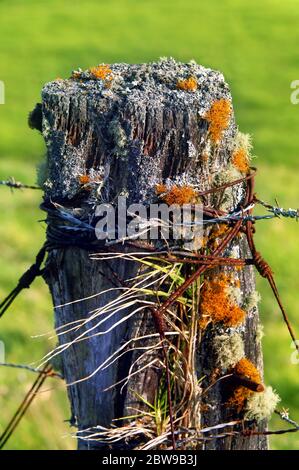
top-left (0, 0), bottom-right (298, 450)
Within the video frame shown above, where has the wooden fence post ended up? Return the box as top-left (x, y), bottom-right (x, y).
top-left (35, 59), bottom-right (268, 450)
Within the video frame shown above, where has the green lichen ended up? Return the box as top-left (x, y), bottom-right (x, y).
top-left (227, 283), bottom-right (242, 306)
top-left (212, 164), bottom-right (242, 211)
top-left (243, 290), bottom-right (261, 311)
top-left (213, 332), bottom-right (245, 370)
top-left (233, 131), bottom-right (253, 157)
top-left (244, 386), bottom-right (280, 422)
top-left (256, 323), bottom-right (264, 342)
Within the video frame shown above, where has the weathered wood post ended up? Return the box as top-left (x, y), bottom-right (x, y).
top-left (34, 59), bottom-right (269, 450)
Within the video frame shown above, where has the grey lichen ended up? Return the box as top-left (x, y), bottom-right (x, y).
top-left (108, 118), bottom-right (128, 159)
top-left (244, 386), bottom-right (280, 422)
top-left (213, 332), bottom-right (245, 370)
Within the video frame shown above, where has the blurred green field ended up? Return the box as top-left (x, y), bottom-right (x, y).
top-left (0, 0), bottom-right (298, 450)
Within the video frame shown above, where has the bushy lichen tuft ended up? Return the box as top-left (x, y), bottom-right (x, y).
top-left (244, 386), bottom-right (280, 422)
top-left (213, 332), bottom-right (245, 370)
top-left (89, 64), bottom-right (113, 80)
top-left (234, 131), bottom-right (252, 156)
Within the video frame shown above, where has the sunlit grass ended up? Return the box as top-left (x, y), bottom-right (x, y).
top-left (0, 0), bottom-right (298, 450)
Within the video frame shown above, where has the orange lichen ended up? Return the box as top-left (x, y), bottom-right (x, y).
top-left (155, 183), bottom-right (167, 195)
top-left (207, 223), bottom-right (228, 250)
top-left (200, 273), bottom-right (245, 328)
top-left (232, 148), bottom-right (249, 174)
top-left (89, 64), bottom-right (113, 81)
top-left (201, 235), bottom-right (209, 248)
top-left (227, 358), bottom-right (262, 410)
top-left (177, 76), bottom-right (198, 92)
top-left (205, 98), bottom-right (231, 143)
top-left (155, 184), bottom-right (198, 205)
top-left (201, 152), bottom-right (209, 163)
top-left (234, 358), bottom-right (261, 382)
top-left (78, 175), bottom-right (91, 185)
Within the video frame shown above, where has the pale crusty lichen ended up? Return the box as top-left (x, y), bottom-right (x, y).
top-left (212, 164), bottom-right (243, 212)
top-left (243, 290), bottom-right (261, 311)
top-left (234, 131), bottom-right (252, 156)
top-left (256, 323), bottom-right (264, 342)
top-left (213, 332), bottom-right (245, 370)
top-left (227, 282), bottom-right (243, 306)
top-left (244, 386), bottom-right (280, 422)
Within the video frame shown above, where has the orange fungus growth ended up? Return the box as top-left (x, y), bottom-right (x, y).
top-left (200, 274), bottom-right (245, 328)
top-left (232, 148), bottom-right (249, 173)
top-left (227, 358), bottom-right (262, 410)
top-left (177, 76), bottom-right (198, 92)
top-left (89, 64), bottom-right (113, 81)
top-left (205, 98), bottom-right (231, 143)
top-left (155, 184), bottom-right (197, 205)
top-left (79, 175), bottom-right (90, 185)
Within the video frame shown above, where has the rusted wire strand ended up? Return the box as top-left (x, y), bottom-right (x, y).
top-left (0, 364), bottom-right (52, 449)
top-left (0, 362), bottom-right (62, 379)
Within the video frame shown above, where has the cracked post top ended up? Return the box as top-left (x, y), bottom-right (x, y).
top-left (39, 58), bottom-right (237, 206)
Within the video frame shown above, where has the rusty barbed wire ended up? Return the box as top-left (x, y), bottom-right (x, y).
top-left (0, 177), bottom-right (41, 190)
